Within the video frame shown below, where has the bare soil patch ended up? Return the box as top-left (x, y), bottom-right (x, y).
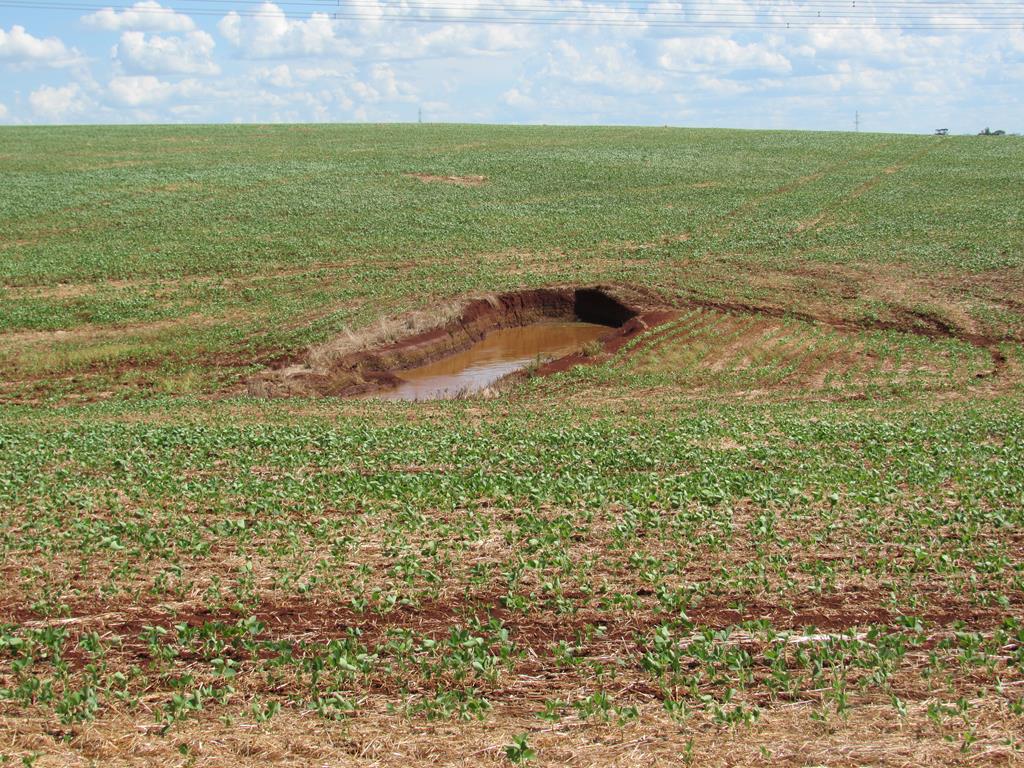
top-left (405, 172), bottom-right (488, 187)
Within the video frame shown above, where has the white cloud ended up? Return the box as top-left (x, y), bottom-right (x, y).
top-left (502, 87), bottom-right (535, 109)
top-left (82, 2), bottom-right (196, 33)
top-left (0, 25), bottom-right (82, 68)
top-left (374, 23), bottom-right (532, 60)
top-left (29, 83), bottom-right (92, 121)
top-left (218, 2), bottom-right (342, 58)
top-left (252, 60), bottom-right (411, 107)
top-left (254, 63), bottom-right (355, 87)
top-left (659, 36), bottom-right (791, 74)
top-left (1010, 29), bottom-right (1024, 54)
top-left (541, 40), bottom-right (663, 93)
top-left (682, 0), bottom-right (757, 24)
top-left (255, 64), bottom-right (294, 88)
top-left (805, 24), bottom-right (946, 65)
top-left (348, 63), bottom-right (415, 103)
top-left (114, 30), bottom-right (218, 75)
top-left (107, 74), bottom-right (200, 105)
top-left (0, 102), bottom-right (7, 118)
top-left (366, 63), bottom-right (405, 100)
top-left (694, 75), bottom-right (753, 97)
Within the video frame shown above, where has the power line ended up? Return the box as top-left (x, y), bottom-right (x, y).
top-left (165, 0), bottom-right (1024, 10)
top-left (196, 1), bottom-right (1024, 21)
top-left (168, 0), bottom-right (1024, 8)
top-left (15, 0), bottom-right (1022, 14)
top-left (3, 0), bottom-right (1020, 29)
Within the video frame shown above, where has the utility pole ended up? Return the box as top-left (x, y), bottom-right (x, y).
top-left (855, 111), bottom-right (860, 133)
top-left (418, 107), bottom-right (422, 124)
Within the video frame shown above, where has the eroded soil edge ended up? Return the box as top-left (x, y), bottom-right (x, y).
top-left (248, 285), bottom-right (672, 398)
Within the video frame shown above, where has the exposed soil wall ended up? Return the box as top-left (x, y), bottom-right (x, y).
top-left (248, 285), bottom-right (666, 398)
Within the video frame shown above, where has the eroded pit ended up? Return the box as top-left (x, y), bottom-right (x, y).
top-left (248, 286), bottom-right (664, 400)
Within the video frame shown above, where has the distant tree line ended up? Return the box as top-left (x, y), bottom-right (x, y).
top-left (935, 127), bottom-right (1017, 136)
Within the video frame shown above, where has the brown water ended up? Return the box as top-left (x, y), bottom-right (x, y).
top-left (373, 322), bottom-right (609, 401)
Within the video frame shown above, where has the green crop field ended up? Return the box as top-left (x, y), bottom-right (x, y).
top-left (1, 124), bottom-right (1023, 766)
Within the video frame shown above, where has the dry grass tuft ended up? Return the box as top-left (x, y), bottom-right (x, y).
top-left (305, 300), bottom-right (465, 372)
top-left (405, 173), bottom-right (488, 187)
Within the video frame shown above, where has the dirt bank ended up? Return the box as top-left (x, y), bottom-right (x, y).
top-left (248, 285), bottom-right (671, 398)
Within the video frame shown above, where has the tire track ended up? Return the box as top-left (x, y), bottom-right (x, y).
top-left (788, 141), bottom-right (941, 237)
top-left (704, 139), bottom-right (898, 240)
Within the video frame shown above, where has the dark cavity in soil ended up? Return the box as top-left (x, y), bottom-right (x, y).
top-left (371, 321), bottom-right (609, 401)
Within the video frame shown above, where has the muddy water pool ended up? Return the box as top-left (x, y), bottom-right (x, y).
top-left (372, 321), bottom-right (609, 401)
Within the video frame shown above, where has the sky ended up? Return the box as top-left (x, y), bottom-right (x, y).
top-left (0, 1), bottom-right (1021, 132)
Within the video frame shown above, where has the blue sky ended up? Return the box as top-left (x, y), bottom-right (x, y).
top-left (1, 1), bottom-right (1021, 132)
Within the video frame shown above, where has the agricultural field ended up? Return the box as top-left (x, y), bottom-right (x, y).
top-left (1, 124), bottom-right (1023, 766)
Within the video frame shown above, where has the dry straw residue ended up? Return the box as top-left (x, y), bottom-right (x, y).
top-left (405, 172), bottom-right (488, 187)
